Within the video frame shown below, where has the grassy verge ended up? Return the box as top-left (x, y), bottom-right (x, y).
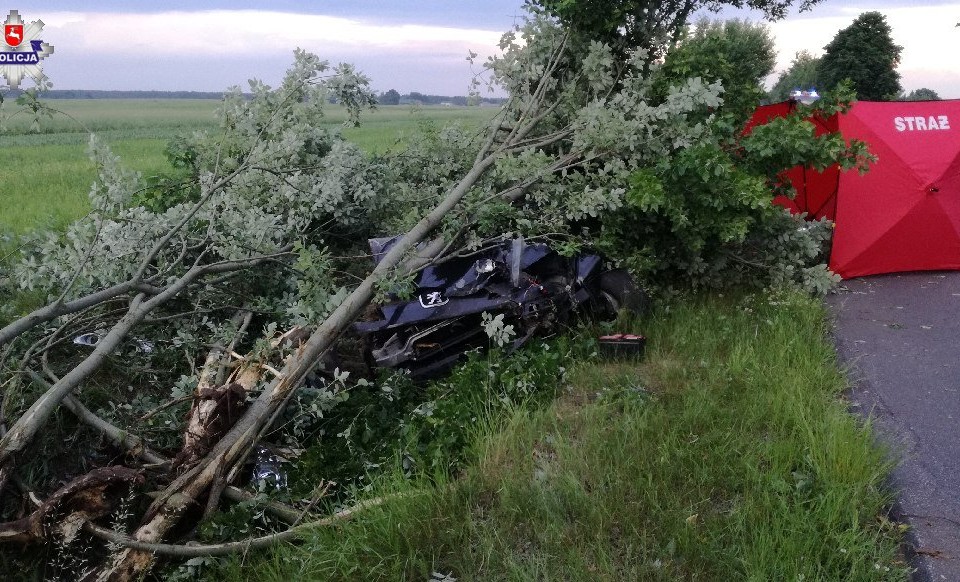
top-left (206, 292), bottom-right (905, 581)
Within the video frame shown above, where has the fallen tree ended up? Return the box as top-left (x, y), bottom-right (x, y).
top-left (0, 7), bottom-right (872, 580)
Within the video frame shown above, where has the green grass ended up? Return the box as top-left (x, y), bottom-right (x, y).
top-left (208, 292), bottom-right (906, 581)
top-left (0, 99), bottom-right (218, 233)
top-left (0, 138), bottom-right (178, 232)
top-left (340, 105), bottom-right (494, 153)
top-left (1, 98), bottom-right (221, 136)
top-left (0, 100), bottom-right (495, 233)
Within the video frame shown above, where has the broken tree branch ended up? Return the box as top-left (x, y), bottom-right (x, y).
top-left (91, 139), bottom-right (504, 582)
top-left (82, 492), bottom-right (406, 558)
top-left (0, 250), bottom-right (293, 478)
top-left (30, 372), bottom-right (302, 524)
top-left (0, 281), bottom-right (162, 349)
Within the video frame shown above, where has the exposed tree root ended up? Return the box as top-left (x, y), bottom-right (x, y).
top-left (0, 466), bottom-right (142, 544)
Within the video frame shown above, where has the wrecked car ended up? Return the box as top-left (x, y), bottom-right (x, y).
top-left (350, 236), bottom-right (648, 378)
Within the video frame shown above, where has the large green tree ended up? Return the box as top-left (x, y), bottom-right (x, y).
top-left (532, 0), bottom-right (821, 60)
top-left (818, 11), bottom-right (902, 100)
top-left (769, 50), bottom-right (821, 101)
top-left (379, 88), bottom-right (401, 105)
top-left (654, 19), bottom-right (776, 123)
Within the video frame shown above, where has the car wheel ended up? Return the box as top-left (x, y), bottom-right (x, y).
top-left (597, 269), bottom-right (650, 318)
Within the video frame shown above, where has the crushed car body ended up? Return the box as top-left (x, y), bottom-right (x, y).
top-left (351, 236), bottom-right (647, 378)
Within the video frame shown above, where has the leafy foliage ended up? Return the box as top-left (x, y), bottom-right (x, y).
top-left (405, 337), bottom-right (573, 475)
top-left (3, 8), bottom-right (867, 482)
top-left (818, 12), bottom-right (903, 100)
top-left (8, 12), bottom-right (866, 398)
top-left (0, 52), bottom-right (388, 518)
top-left (0, 6), bottom-right (883, 576)
top-left (654, 19), bottom-right (776, 123)
top-left (532, 0), bottom-right (822, 61)
top-left (16, 52), bottom-right (382, 298)
top-left (452, 10), bottom-right (863, 294)
top-left (568, 28), bottom-right (866, 292)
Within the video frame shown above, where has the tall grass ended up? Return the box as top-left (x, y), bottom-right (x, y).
top-left (208, 293), bottom-right (905, 581)
top-left (0, 139), bottom-right (176, 232)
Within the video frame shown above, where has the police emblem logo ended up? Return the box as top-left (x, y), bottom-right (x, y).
top-left (4, 23), bottom-right (23, 47)
top-left (0, 10), bottom-right (55, 88)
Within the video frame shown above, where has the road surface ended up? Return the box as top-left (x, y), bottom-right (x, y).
top-left (828, 272), bottom-right (960, 581)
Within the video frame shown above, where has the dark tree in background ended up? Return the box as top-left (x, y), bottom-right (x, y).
top-left (769, 50), bottom-right (821, 101)
top-left (379, 88), bottom-right (401, 105)
top-left (901, 87), bottom-right (941, 101)
top-left (818, 11), bottom-right (902, 100)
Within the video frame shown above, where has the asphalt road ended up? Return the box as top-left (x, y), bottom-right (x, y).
top-left (827, 272), bottom-right (960, 581)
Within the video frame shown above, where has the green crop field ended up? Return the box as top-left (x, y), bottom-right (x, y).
top-left (0, 99), bottom-right (496, 233)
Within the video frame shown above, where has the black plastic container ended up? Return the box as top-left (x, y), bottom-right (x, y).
top-left (598, 333), bottom-right (646, 359)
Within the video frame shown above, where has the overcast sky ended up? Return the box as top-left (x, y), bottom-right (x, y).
top-left (8, 1), bottom-right (960, 98)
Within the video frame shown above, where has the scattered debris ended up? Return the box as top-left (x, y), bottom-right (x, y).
top-left (72, 333), bottom-right (155, 353)
top-left (0, 466), bottom-right (142, 544)
top-left (251, 447), bottom-right (287, 490)
top-left (73, 332), bottom-right (101, 346)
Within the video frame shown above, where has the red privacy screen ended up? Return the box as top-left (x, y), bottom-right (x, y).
top-left (746, 100), bottom-right (960, 278)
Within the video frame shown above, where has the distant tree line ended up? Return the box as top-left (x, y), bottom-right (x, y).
top-left (375, 89), bottom-right (507, 106)
top-left (14, 89), bottom-right (228, 99)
